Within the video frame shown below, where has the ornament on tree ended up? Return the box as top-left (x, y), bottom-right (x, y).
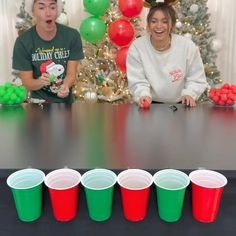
top-left (175, 21), bottom-right (182, 29)
top-left (210, 39), bottom-right (223, 52)
top-left (96, 74), bottom-right (105, 82)
top-left (99, 63), bottom-right (108, 72)
top-left (16, 17), bottom-right (24, 24)
top-left (84, 91), bottom-right (98, 103)
top-left (190, 4), bottom-right (199, 13)
top-left (101, 85), bottom-right (114, 97)
top-left (56, 12), bottom-right (69, 25)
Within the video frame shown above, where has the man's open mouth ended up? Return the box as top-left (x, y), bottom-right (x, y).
top-left (46, 20), bottom-right (53, 25)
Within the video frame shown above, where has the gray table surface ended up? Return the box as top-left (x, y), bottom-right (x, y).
top-left (0, 102), bottom-right (235, 170)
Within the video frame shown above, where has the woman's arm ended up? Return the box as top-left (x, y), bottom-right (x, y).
top-left (127, 44), bottom-right (152, 104)
top-left (181, 44), bottom-right (208, 100)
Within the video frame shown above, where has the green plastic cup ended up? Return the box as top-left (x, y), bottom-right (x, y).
top-left (7, 168), bottom-right (45, 222)
top-left (153, 169), bottom-right (190, 222)
top-left (81, 169), bottom-right (117, 221)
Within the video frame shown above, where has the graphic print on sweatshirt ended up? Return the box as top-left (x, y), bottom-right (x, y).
top-left (169, 69), bottom-right (183, 83)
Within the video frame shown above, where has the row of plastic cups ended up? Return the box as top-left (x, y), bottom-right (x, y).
top-left (6, 168), bottom-right (227, 223)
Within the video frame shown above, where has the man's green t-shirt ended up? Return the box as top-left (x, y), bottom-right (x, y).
top-left (13, 23), bottom-right (84, 103)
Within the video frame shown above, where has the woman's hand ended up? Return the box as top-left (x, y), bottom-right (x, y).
top-left (181, 95), bottom-right (196, 107)
top-left (57, 84), bottom-right (69, 98)
top-left (139, 96), bottom-right (151, 108)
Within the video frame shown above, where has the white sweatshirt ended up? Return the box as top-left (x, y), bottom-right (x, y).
top-left (127, 33), bottom-right (208, 103)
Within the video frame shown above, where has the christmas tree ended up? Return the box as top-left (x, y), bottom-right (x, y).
top-left (173, 0), bottom-right (221, 89)
top-left (74, 0), bottom-right (144, 103)
top-left (15, 0), bottom-right (33, 36)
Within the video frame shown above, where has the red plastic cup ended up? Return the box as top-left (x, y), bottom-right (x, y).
top-left (44, 168), bottom-right (81, 221)
top-left (117, 169), bottom-right (153, 221)
top-left (189, 169), bottom-right (227, 223)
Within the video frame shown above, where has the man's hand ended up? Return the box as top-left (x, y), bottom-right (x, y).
top-left (57, 84), bottom-right (69, 98)
top-left (38, 73), bottom-right (51, 88)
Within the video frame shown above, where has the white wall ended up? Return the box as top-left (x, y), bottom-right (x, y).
top-left (207, 0), bottom-right (236, 84)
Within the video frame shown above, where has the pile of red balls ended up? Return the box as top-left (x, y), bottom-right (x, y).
top-left (208, 83), bottom-right (236, 106)
top-left (0, 82), bottom-right (27, 105)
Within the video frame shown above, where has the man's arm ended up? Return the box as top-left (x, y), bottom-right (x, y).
top-left (57, 60), bottom-right (80, 98)
top-left (20, 71), bottom-right (51, 91)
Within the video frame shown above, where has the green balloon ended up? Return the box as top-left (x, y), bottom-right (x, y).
top-left (84, 0), bottom-right (110, 16)
top-left (80, 16), bottom-right (107, 44)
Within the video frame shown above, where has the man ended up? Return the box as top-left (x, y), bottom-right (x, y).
top-left (13, 0), bottom-right (84, 103)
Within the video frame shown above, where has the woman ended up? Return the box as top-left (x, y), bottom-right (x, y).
top-left (127, 2), bottom-right (208, 107)
top-left (12, 0), bottom-right (84, 103)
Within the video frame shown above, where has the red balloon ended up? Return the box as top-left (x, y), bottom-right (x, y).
top-left (119, 0), bottom-right (143, 18)
top-left (115, 46), bottom-right (129, 72)
top-left (108, 19), bottom-right (135, 47)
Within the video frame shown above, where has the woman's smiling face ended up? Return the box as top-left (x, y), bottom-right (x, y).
top-left (148, 10), bottom-right (172, 42)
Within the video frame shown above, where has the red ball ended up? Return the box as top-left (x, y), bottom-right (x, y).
top-left (222, 83), bottom-right (230, 89)
top-left (142, 99), bottom-right (150, 109)
top-left (115, 46), bottom-right (129, 72)
top-left (108, 19), bottom-right (135, 47)
top-left (119, 0), bottom-right (143, 18)
top-left (212, 95), bottom-right (219, 102)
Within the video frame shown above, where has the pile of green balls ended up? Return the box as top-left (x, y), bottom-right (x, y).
top-left (0, 82), bottom-right (27, 105)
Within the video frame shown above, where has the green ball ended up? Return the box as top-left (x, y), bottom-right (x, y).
top-left (0, 84), bottom-right (26, 105)
top-left (0, 87), bottom-right (5, 97)
top-left (15, 97), bottom-right (22, 104)
top-left (4, 82), bottom-right (12, 88)
top-left (10, 93), bottom-right (18, 103)
top-left (19, 86), bottom-right (27, 94)
top-left (2, 94), bottom-right (10, 103)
